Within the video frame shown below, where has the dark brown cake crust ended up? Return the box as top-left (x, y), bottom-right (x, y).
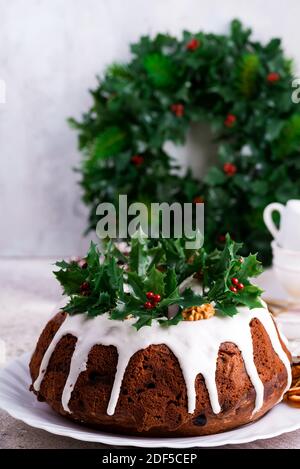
top-left (29, 312), bottom-right (291, 437)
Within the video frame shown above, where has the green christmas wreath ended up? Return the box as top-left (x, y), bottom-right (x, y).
top-left (69, 19), bottom-right (300, 264)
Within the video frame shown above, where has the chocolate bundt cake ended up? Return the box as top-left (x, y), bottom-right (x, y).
top-left (29, 237), bottom-right (292, 436)
top-left (30, 306), bottom-right (291, 436)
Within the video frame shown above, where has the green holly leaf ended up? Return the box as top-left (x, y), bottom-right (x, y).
top-left (54, 264), bottom-right (86, 295)
top-left (236, 286), bottom-right (263, 309)
top-left (158, 311), bottom-right (183, 327)
top-left (129, 229), bottom-right (149, 276)
top-left (132, 313), bottom-right (154, 330)
top-left (55, 260), bottom-right (71, 269)
top-left (63, 296), bottom-right (92, 315)
top-left (237, 53), bottom-right (260, 98)
top-left (126, 271), bottom-right (147, 301)
top-left (179, 288), bottom-right (204, 308)
top-left (143, 53), bottom-right (176, 88)
top-left (106, 257), bottom-right (123, 292)
top-left (205, 167), bottom-right (226, 185)
top-left (144, 267), bottom-right (165, 297)
top-left (238, 254), bottom-right (263, 279)
top-left (164, 268), bottom-right (177, 296)
top-left (86, 242), bottom-right (101, 272)
top-left (275, 114), bottom-right (300, 157)
top-left (111, 295), bottom-right (141, 321)
top-left (216, 302), bottom-right (239, 317)
top-left (158, 288), bottom-right (181, 308)
top-left (91, 126), bottom-right (128, 160)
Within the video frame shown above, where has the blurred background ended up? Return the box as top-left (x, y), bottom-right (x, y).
top-left (1, 0), bottom-right (300, 257)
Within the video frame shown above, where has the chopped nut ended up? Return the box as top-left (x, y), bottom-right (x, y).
top-left (292, 365), bottom-right (300, 380)
top-left (287, 386), bottom-right (300, 396)
top-left (284, 363), bottom-right (300, 407)
top-left (288, 395), bottom-right (300, 403)
top-left (182, 303), bottom-right (215, 321)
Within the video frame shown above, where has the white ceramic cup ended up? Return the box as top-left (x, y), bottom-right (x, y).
top-left (272, 241), bottom-right (300, 270)
top-left (263, 199), bottom-right (300, 251)
top-left (273, 264), bottom-right (300, 300)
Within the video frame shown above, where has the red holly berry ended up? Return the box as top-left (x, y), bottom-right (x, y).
top-left (231, 278), bottom-right (239, 286)
top-left (171, 103), bottom-right (185, 117)
top-left (80, 281), bottom-right (90, 296)
top-left (267, 72), bottom-right (280, 83)
top-left (193, 196), bottom-right (204, 204)
top-left (131, 155), bottom-right (144, 166)
top-left (186, 38), bottom-right (200, 51)
top-left (144, 301), bottom-right (153, 309)
top-left (146, 291), bottom-right (155, 300)
top-left (230, 286), bottom-right (238, 293)
top-left (153, 294), bottom-right (161, 303)
top-left (237, 283), bottom-right (244, 290)
top-left (223, 162), bottom-right (237, 176)
top-left (224, 113), bottom-right (236, 128)
top-left (218, 234), bottom-right (226, 243)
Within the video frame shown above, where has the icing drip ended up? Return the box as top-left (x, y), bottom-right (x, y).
top-left (33, 306), bottom-right (291, 416)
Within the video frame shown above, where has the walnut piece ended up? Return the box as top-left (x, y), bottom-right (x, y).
top-left (284, 364), bottom-right (300, 407)
top-left (182, 303), bottom-right (215, 321)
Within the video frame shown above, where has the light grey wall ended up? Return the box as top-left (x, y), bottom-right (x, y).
top-left (1, 0), bottom-right (300, 256)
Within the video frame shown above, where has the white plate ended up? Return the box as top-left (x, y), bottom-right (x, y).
top-left (1, 353), bottom-right (300, 448)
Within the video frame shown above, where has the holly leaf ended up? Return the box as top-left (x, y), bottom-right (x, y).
top-left (105, 240), bottom-right (128, 264)
top-left (91, 126), bottom-right (127, 160)
top-left (86, 292), bottom-right (112, 317)
top-left (106, 257), bottom-right (123, 292)
top-left (126, 271), bottom-right (147, 301)
top-left (236, 286), bottom-right (263, 309)
top-left (159, 311), bottom-right (183, 327)
top-left (158, 288), bottom-right (181, 308)
top-left (55, 260), bottom-right (71, 269)
top-left (164, 268), bottom-right (177, 296)
top-left (160, 238), bottom-right (186, 265)
top-left (86, 242), bottom-right (101, 272)
top-left (143, 53), bottom-right (176, 88)
top-left (111, 295), bottom-right (141, 321)
top-left (144, 267), bottom-right (165, 297)
top-left (179, 288), bottom-right (204, 308)
top-left (54, 265), bottom-right (86, 295)
top-left (147, 245), bottom-right (165, 271)
top-left (238, 254), bottom-right (263, 279)
top-left (129, 229), bottom-right (149, 276)
top-left (133, 314), bottom-right (153, 330)
top-left (205, 167), bottom-right (226, 185)
top-left (62, 296), bottom-right (92, 315)
top-left (216, 302), bottom-right (239, 317)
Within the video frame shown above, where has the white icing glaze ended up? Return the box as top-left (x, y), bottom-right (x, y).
top-left (33, 305), bottom-right (291, 417)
